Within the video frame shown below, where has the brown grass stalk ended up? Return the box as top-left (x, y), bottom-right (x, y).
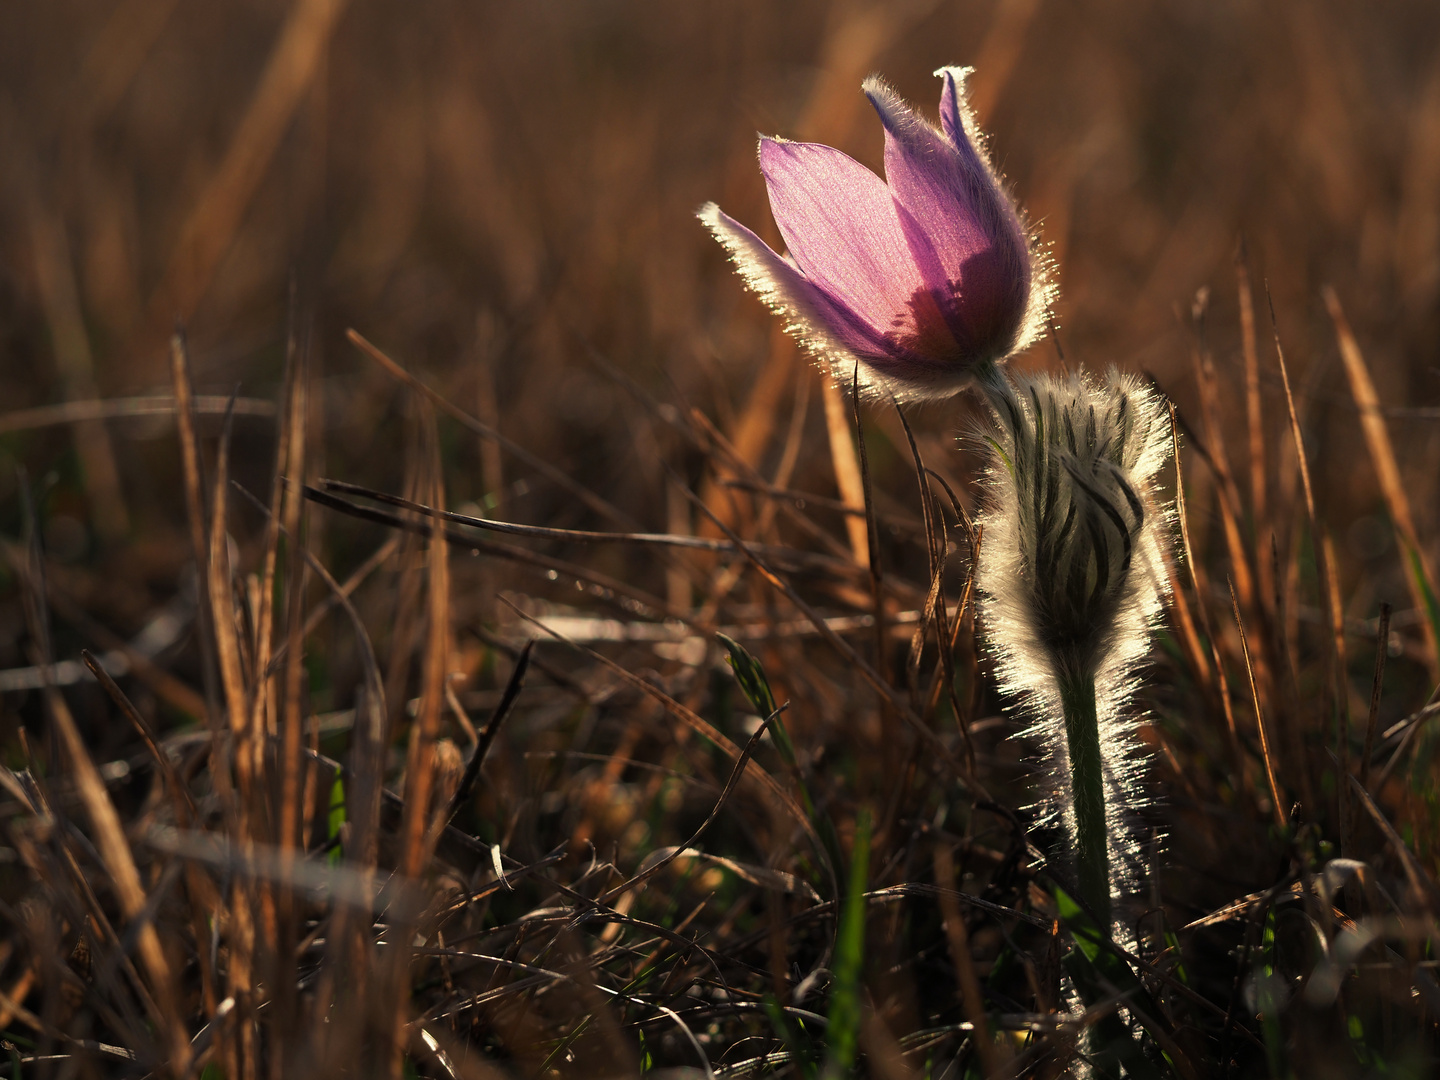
top-left (1231, 578), bottom-right (1286, 827)
top-left (1324, 286), bottom-right (1440, 681)
top-left (1268, 297), bottom-right (1330, 818)
top-left (143, 0), bottom-right (349, 368)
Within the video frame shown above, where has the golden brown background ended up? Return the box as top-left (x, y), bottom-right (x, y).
top-left (2, 0), bottom-right (1438, 657)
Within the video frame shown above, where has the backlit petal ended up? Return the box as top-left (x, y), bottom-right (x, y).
top-left (697, 202), bottom-right (894, 364)
top-left (758, 138), bottom-right (960, 361)
top-left (864, 73), bottom-right (1033, 359)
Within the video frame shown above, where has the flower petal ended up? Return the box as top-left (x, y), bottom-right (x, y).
top-left (864, 72), bottom-right (1034, 359)
top-left (757, 137), bottom-right (960, 360)
top-left (934, 66), bottom-right (979, 158)
top-left (698, 202), bottom-right (977, 400)
top-left (697, 203), bottom-right (890, 361)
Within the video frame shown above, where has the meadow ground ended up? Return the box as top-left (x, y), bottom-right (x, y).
top-left (1, 1), bottom-right (1439, 1076)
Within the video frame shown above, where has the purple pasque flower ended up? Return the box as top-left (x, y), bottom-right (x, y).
top-left (701, 67), bottom-right (1050, 401)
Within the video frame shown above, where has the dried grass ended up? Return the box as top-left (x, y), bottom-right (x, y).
top-left (2, 2), bottom-right (1439, 1077)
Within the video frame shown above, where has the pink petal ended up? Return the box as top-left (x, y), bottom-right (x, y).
top-left (758, 138), bottom-right (960, 360)
top-left (864, 74), bottom-right (1032, 358)
top-left (935, 67), bottom-right (975, 155)
top-left (697, 202), bottom-right (896, 363)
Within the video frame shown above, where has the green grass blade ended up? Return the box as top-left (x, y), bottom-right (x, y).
top-left (823, 807), bottom-right (871, 1080)
top-left (327, 775), bottom-right (346, 867)
top-left (717, 632), bottom-right (844, 881)
top-left (1403, 541), bottom-right (1440, 678)
top-left (1054, 883), bottom-right (1172, 1080)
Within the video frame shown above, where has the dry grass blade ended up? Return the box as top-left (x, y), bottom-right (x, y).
top-left (80, 650), bottom-right (195, 817)
top-left (1164, 549), bottom-right (1212, 688)
top-left (204, 395), bottom-right (259, 1079)
top-left (1268, 292), bottom-right (1319, 558)
top-left (853, 370), bottom-right (888, 690)
top-left (1237, 245), bottom-right (1272, 610)
top-left (300, 483), bottom-right (685, 622)
top-left (400, 405), bottom-right (450, 878)
top-left (1231, 577), bottom-right (1286, 827)
top-left (1362, 602), bottom-right (1392, 788)
top-left (933, 843), bottom-right (1001, 1078)
top-left (1232, 247), bottom-right (1267, 535)
top-left (1348, 775), bottom-right (1438, 908)
top-left (144, 0), bottom-right (349, 355)
top-left (1268, 289), bottom-right (1331, 813)
top-left (347, 328), bottom-right (639, 530)
top-left (249, 316), bottom-right (300, 828)
top-left (1171, 404), bottom-right (1244, 769)
top-left (894, 401), bottom-right (939, 676)
top-left (0, 396), bottom-right (275, 435)
top-left (822, 374), bottom-right (871, 569)
top-left (1323, 531), bottom-right (1352, 834)
top-left (170, 330), bottom-right (221, 728)
top-left (1190, 296), bottom-right (1260, 626)
top-left (273, 317), bottom-right (310, 1073)
top-left (208, 398), bottom-right (250, 784)
top-left (442, 640), bottom-right (532, 828)
top-left (501, 596), bottom-right (836, 897)
top-left (1324, 286), bottom-right (1440, 680)
top-left (403, 478), bottom-right (449, 1080)
top-left (314, 477), bottom-right (851, 574)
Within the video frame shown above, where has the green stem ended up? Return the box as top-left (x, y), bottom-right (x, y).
top-left (1059, 668), bottom-right (1111, 927)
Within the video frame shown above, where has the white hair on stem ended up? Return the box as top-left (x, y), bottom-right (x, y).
top-left (974, 364), bottom-right (1174, 923)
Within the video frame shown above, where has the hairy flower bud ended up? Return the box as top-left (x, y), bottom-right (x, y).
top-left (976, 366), bottom-right (1173, 915)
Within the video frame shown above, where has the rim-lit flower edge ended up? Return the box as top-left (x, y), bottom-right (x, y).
top-left (975, 368), bottom-right (1174, 908)
top-left (701, 67), bottom-right (1054, 402)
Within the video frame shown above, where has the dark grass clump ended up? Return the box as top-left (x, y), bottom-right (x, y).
top-left (1, 293), bottom-right (1439, 1078)
top-left (3, 4), bottom-right (1440, 1078)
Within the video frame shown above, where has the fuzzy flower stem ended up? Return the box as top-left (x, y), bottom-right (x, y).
top-left (1058, 665), bottom-right (1109, 924)
top-left (975, 364), bottom-right (1174, 930)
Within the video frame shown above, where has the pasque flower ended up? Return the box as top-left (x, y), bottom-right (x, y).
top-left (700, 67), bottom-right (1049, 401)
top-left (975, 367), bottom-right (1173, 925)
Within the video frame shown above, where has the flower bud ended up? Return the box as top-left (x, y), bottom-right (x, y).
top-left (976, 367), bottom-right (1173, 907)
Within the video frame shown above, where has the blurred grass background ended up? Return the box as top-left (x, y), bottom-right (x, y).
top-left (2, 1), bottom-right (1440, 1076)
top-left (2, 0), bottom-right (1437, 563)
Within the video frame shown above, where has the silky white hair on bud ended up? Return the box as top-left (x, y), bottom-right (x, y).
top-left (975, 367), bottom-right (1173, 913)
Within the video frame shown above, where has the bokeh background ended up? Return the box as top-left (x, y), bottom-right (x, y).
top-left (2, 0), bottom-right (1440, 799)
top-left (0, 0), bottom-right (1435, 610)
top-left (5, 0), bottom-right (1440, 773)
top-left (3, 2), bottom-right (1440, 1073)
top-left (3, 0), bottom-right (1439, 564)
